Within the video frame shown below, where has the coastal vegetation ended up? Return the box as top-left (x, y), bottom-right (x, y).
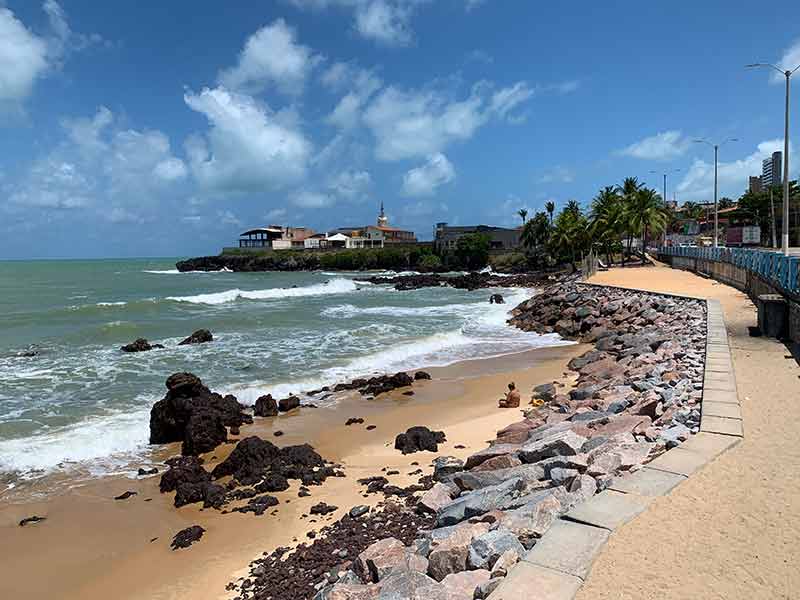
top-left (519, 177), bottom-right (668, 269)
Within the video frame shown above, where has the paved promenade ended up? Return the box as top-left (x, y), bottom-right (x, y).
top-left (575, 265), bottom-right (800, 600)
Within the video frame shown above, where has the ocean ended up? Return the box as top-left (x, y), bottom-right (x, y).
top-left (0, 258), bottom-right (565, 485)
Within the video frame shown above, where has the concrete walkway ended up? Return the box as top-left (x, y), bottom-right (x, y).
top-left (574, 265), bottom-right (800, 600)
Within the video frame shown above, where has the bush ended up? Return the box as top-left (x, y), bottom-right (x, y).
top-left (489, 252), bottom-right (528, 273)
top-left (418, 254), bottom-right (442, 271)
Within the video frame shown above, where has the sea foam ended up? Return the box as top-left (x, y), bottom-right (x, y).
top-left (166, 278), bottom-right (363, 305)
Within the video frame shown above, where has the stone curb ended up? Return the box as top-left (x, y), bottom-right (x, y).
top-left (488, 295), bottom-right (742, 600)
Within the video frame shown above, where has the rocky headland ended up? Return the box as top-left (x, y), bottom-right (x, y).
top-left (223, 281), bottom-right (707, 600)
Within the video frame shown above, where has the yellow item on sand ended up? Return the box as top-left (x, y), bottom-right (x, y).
top-left (530, 398), bottom-right (544, 407)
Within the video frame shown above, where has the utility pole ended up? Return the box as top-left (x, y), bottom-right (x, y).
top-left (693, 140), bottom-right (736, 247)
top-left (770, 187), bottom-right (777, 248)
top-left (747, 61), bottom-right (800, 255)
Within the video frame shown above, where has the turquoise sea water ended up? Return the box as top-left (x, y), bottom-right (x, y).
top-left (0, 258), bottom-right (563, 482)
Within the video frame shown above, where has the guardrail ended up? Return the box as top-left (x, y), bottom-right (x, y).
top-left (658, 246), bottom-right (800, 296)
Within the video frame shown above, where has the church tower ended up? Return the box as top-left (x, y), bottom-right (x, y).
top-left (377, 201), bottom-right (389, 227)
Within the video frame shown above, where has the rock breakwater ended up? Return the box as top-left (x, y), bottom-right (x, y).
top-left (228, 282), bottom-right (707, 600)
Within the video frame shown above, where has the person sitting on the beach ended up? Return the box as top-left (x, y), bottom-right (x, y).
top-left (498, 382), bottom-right (520, 408)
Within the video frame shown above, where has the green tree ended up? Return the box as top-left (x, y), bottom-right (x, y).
top-left (590, 186), bottom-right (624, 266)
top-left (545, 201), bottom-right (555, 225)
top-left (718, 197), bottom-right (735, 210)
top-left (521, 211), bottom-right (551, 267)
top-left (517, 208), bottom-right (528, 225)
top-left (455, 233), bottom-right (491, 270)
top-left (628, 187), bottom-right (667, 263)
top-left (616, 177), bottom-right (643, 265)
top-left (548, 204), bottom-right (589, 270)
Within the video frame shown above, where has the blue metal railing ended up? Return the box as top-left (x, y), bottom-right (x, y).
top-left (658, 246), bottom-right (800, 296)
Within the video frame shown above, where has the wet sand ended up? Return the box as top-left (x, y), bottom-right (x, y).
top-left (0, 343), bottom-right (586, 600)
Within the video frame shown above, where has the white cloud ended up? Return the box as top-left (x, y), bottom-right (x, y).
top-left (218, 19), bottom-right (320, 95)
top-left (466, 49), bottom-right (493, 64)
top-left (0, 6), bottom-right (48, 107)
top-left (465, 0), bottom-right (486, 11)
top-left (291, 189), bottom-right (335, 208)
top-left (489, 82), bottom-right (534, 118)
top-left (0, 2), bottom-right (105, 113)
top-left (322, 62), bottom-right (382, 130)
top-left (266, 207), bottom-right (288, 221)
top-left (328, 169), bottom-right (372, 199)
top-left (184, 86), bottom-right (312, 192)
top-left (354, 0), bottom-right (414, 46)
top-left (8, 106), bottom-right (184, 215)
top-left (363, 81), bottom-right (533, 160)
top-left (403, 200), bottom-right (448, 217)
top-left (770, 38), bottom-right (800, 84)
top-left (287, 0), bottom-right (423, 47)
top-left (364, 86), bottom-right (485, 160)
top-left (538, 166), bottom-right (574, 184)
top-left (402, 153), bottom-right (455, 196)
top-left (217, 210), bottom-right (242, 227)
top-left (676, 139), bottom-right (792, 200)
top-left (619, 130), bottom-right (689, 161)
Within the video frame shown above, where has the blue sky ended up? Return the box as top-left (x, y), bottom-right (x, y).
top-left (1, 0), bottom-right (799, 259)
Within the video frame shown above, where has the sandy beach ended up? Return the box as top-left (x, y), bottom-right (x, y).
top-left (0, 343), bottom-right (585, 600)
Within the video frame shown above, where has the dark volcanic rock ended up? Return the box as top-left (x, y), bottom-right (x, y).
top-left (310, 502), bottom-right (338, 515)
top-left (114, 490), bottom-right (137, 501)
top-left (346, 417), bottom-right (365, 426)
top-left (19, 515), bottom-right (46, 527)
top-left (414, 371), bottom-right (432, 380)
top-left (174, 481), bottom-right (226, 509)
top-left (278, 396), bottom-right (301, 412)
top-left (182, 409), bottom-right (227, 456)
top-left (137, 467), bottom-right (158, 476)
top-left (211, 436), bottom-right (334, 488)
top-left (149, 373), bottom-right (251, 456)
top-left (171, 525), bottom-right (205, 549)
top-left (178, 329), bottom-right (213, 345)
top-left (254, 394), bottom-right (278, 417)
top-left (159, 456), bottom-right (211, 493)
top-left (234, 494), bottom-right (279, 516)
top-left (394, 426), bottom-right (446, 454)
top-left (120, 338), bottom-right (164, 353)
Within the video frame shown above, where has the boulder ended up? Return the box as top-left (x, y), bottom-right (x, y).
top-left (149, 373), bottom-right (251, 455)
top-left (170, 525), bottom-right (205, 549)
top-left (432, 456), bottom-right (464, 481)
top-left (254, 394), bottom-right (278, 417)
top-left (518, 431), bottom-right (587, 463)
top-left (435, 478), bottom-right (524, 527)
top-left (490, 549), bottom-right (520, 578)
top-left (474, 577), bottom-right (503, 599)
top-left (440, 569), bottom-right (491, 599)
top-left (464, 443), bottom-right (523, 470)
top-left (120, 338), bottom-right (163, 353)
top-left (394, 426), bottom-right (446, 454)
top-left (425, 521), bottom-right (491, 581)
top-left (355, 538), bottom-right (428, 583)
top-left (174, 481), bottom-right (225, 509)
top-left (532, 383), bottom-right (556, 402)
top-left (375, 569), bottom-right (447, 600)
top-left (278, 396), bottom-right (301, 412)
top-left (451, 464), bottom-right (544, 493)
top-left (159, 456), bottom-right (211, 493)
top-left (178, 329), bottom-right (213, 345)
top-left (471, 454), bottom-right (522, 472)
top-left (181, 409), bottom-right (227, 456)
top-left (414, 371), bottom-right (432, 381)
top-left (467, 529), bottom-right (525, 571)
top-left (494, 489), bottom-right (567, 547)
top-left (418, 483), bottom-right (454, 515)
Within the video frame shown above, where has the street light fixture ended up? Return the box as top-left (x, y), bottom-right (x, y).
top-left (746, 62), bottom-right (800, 256)
top-left (693, 138), bottom-right (738, 247)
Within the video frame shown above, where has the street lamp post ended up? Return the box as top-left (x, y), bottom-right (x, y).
top-left (747, 62), bottom-right (800, 256)
top-left (693, 139), bottom-right (738, 247)
top-left (650, 169), bottom-right (681, 246)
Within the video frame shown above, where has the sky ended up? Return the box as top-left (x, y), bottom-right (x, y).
top-left (1, 1), bottom-right (800, 259)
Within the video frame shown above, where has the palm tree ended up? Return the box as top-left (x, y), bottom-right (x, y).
top-left (616, 177), bottom-right (643, 266)
top-left (549, 204), bottom-right (589, 270)
top-left (590, 186), bottom-right (623, 266)
top-left (629, 188), bottom-right (667, 264)
top-left (517, 208), bottom-right (528, 225)
top-left (545, 201), bottom-right (555, 225)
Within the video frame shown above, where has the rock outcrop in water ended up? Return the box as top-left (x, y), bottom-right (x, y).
top-left (149, 373), bottom-right (252, 456)
top-left (356, 272), bottom-right (556, 291)
top-left (178, 329), bottom-right (213, 345)
top-left (120, 338), bottom-right (164, 352)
